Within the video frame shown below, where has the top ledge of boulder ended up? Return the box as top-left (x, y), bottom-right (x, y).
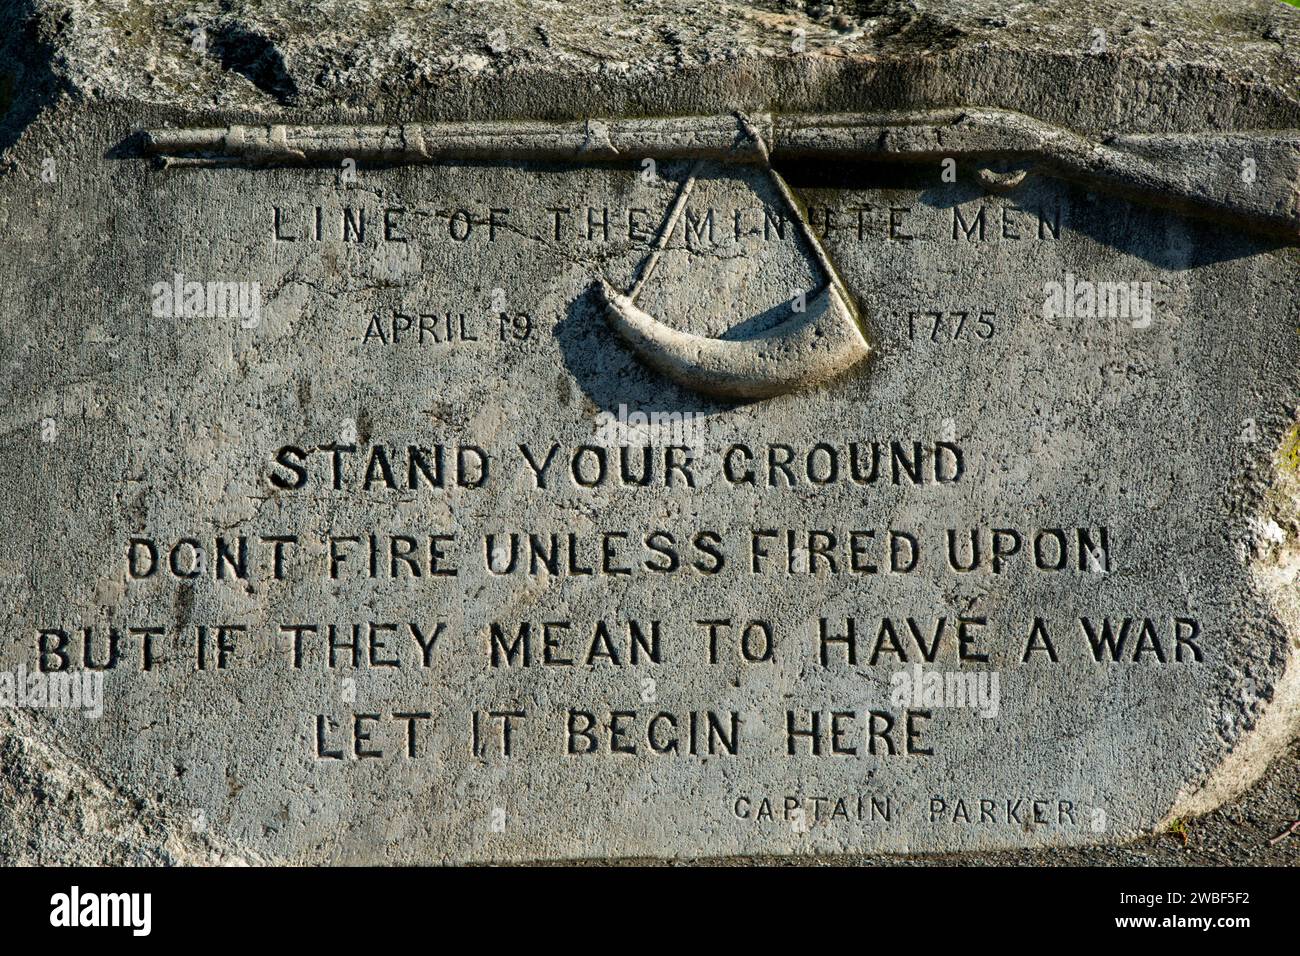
top-left (3, 0), bottom-right (1299, 132)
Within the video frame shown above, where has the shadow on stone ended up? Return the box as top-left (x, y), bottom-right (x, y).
top-left (554, 283), bottom-right (748, 416)
top-left (207, 21), bottom-right (299, 105)
top-left (782, 158), bottom-right (1281, 269)
top-left (0, 0), bottom-right (64, 160)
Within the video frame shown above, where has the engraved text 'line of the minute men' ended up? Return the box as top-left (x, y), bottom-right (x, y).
top-left (141, 109), bottom-right (1300, 241)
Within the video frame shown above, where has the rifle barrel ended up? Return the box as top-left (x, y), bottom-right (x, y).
top-left (142, 110), bottom-right (1300, 239)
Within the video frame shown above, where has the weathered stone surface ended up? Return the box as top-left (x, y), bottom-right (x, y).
top-left (0, 1), bottom-right (1297, 864)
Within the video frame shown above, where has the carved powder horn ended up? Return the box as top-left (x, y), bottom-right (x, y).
top-left (594, 114), bottom-right (870, 401)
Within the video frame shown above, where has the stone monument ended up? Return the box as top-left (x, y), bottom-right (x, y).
top-left (0, 0), bottom-right (1297, 864)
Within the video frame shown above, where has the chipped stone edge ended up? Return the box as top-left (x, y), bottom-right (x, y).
top-left (0, 708), bottom-right (267, 866)
top-left (1164, 418), bottom-right (1300, 823)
